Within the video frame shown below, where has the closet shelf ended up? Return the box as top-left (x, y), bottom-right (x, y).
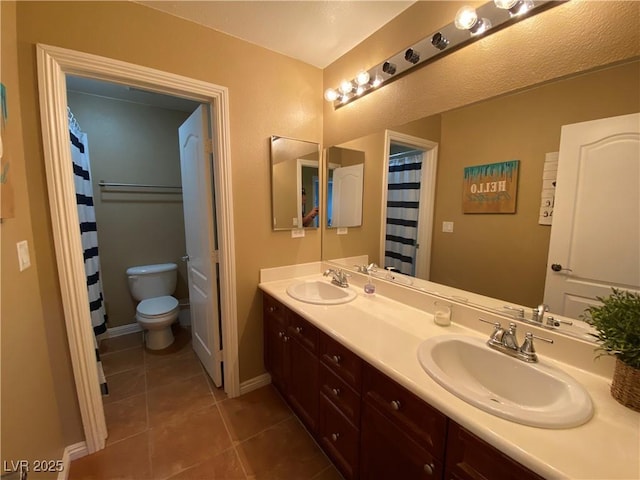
top-left (98, 180), bottom-right (182, 190)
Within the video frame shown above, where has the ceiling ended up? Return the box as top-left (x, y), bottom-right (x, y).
top-left (136, 1), bottom-right (416, 68)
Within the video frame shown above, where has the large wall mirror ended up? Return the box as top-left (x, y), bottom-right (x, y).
top-left (322, 60), bottom-right (640, 339)
top-left (270, 136), bottom-right (320, 230)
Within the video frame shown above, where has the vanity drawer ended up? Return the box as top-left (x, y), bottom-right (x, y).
top-left (320, 363), bottom-right (360, 427)
top-left (362, 363), bottom-right (447, 460)
top-left (288, 312), bottom-right (319, 353)
top-left (319, 393), bottom-right (360, 480)
top-left (263, 294), bottom-right (289, 324)
top-left (319, 332), bottom-right (362, 392)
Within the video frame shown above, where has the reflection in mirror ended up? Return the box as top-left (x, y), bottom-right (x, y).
top-left (270, 136), bottom-right (320, 231)
top-left (325, 146), bottom-right (365, 228)
top-left (322, 60), bottom-right (640, 340)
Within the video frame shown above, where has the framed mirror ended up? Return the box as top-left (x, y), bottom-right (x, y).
top-left (270, 135), bottom-right (320, 230)
top-left (322, 60), bottom-right (640, 340)
top-left (326, 146), bottom-right (365, 228)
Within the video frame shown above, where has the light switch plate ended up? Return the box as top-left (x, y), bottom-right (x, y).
top-left (337, 227), bottom-right (348, 235)
top-left (442, 221), bottom-right (454, 233)
top-left (291, 228), bottom-right (305, 238)
top-left (17, 240), bottom-right (31, 271)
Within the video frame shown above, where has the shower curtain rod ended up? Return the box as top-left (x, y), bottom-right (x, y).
top-left (389, 149), bottom-right (424, 158)
top-left (98, 180), bottom-right (182, 190)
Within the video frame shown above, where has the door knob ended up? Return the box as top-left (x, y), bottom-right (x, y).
top-left (181, 255), bottom-right (190, 262)
top-left (551, 263), bottom-right (572, 273)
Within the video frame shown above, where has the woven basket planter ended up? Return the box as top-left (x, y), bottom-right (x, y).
top-left (611, 357), bottom-right (640, 412)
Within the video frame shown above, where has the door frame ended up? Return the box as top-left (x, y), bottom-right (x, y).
top-left (381, 130), bottom-right (438, 279)
top-left (36, 44), bottom-right (239, 453)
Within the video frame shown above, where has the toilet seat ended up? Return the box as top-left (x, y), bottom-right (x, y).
top-left (137, 295), bottom-right (179, 319)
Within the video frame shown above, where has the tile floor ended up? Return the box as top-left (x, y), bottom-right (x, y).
top-left (69, 325), bottom-right (342, 480)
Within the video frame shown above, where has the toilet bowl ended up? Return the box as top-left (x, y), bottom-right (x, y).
top-left (136, 295), bottom-right (179, 350)
top-left (126, 263), bottom-right (180, 350)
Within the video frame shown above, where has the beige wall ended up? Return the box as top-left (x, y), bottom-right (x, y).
top-left (1, 1), bottom-right (73, 470)
top-left (3, 0), bottom-right (322, 457)
top-left (323, 1), bottom-right (640, 147)
top-left (67, 92), bottom-right (191, 328)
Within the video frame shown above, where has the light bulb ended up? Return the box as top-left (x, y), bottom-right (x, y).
top-left (495, 0), bottom-right (533, 16)
top-left (494, 0), bottom-right (519, 9)
top-left (324, 88), bottom-right (338, 102)
top-left (356, 70), bottom-right (370, 86)
top-left (372, 75), bottom-right (383, 88)
top-left (339, 80), bottom-right (353, 95)
top-left (455, 6), bottom-right (491, 35)
top-left (455, 6), bottom-right (479, 31)
top-left (356, 85), bottom-right (366, 96)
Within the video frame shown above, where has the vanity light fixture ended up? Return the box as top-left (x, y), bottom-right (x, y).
top-left (324, 0), bottom-right (560, 109)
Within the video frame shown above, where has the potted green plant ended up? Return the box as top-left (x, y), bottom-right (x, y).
top-left (582, 288), bottom-right (640, 412)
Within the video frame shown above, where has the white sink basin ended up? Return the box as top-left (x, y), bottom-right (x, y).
top-left (417, 335), bottom-right (593, 428)
top-left (286, 280), bottom-right (357, 305)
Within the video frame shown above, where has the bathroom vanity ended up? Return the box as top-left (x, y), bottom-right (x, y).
top-left (264, 292), bottom-right (542, 479)
top-left (259, 263), bottom-right (640, 480)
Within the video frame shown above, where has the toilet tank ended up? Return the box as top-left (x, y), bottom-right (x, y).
top-left (127, 263), bottom-right (178, 301)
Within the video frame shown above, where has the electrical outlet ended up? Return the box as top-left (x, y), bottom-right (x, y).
top-left (337, 227), bottom-right (348, 235)
top-left (291, 228), bottom-right (305, 238)
top-left (17, 240), bottom-right (31, 271)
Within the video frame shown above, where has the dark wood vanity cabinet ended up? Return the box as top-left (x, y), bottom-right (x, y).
top-left (361, 364), bottom-right (447, 479)
top-left (262, 293), bottom-right (545, 480)
top-left (317, 332), bottom-right (363, 479)
top-left (445, 422), bottom-right (545, 480)
top-left (263, 294), bottom-right (319, 434)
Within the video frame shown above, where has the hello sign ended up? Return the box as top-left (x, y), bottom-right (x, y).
top-left (463, 160), bottom-right (519, 214)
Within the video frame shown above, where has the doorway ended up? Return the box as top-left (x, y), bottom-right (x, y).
top-left (37, 44), bottom-right (239, 454)
top-left (381, 130), bottom-right (438, 280)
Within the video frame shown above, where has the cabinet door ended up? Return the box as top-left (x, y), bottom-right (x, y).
top-left (319, 394), bottom-right (360, 480)
top-left (360, 401), bottom-right (442, 480)
top-left (445, 422), bottom-right (544, 480)
top-left (264, 298), bottom-right (289, 393)
top-left (288, 333), bottom-right (319, 434)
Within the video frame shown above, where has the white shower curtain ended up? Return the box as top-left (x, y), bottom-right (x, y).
top-left (385, 152), bottom-right (423, 276)
top-left (68, 107), bottom-right (109, 396)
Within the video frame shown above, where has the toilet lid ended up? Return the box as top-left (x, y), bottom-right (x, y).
top-left (137, 296), bottom-right (179, 317)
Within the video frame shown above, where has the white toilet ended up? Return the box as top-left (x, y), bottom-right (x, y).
top-left (127, 263), bottom-right (180, 350)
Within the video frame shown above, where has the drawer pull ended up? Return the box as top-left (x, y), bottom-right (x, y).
top-left (390, 400), bottom-right (401, 411)
top-left (283, 335), bottom-right (289, 342)
top-left (268, 306), bottom-right (276, 313)
top-left (331, 433), bottom-right (340, 442)
top-left (278, 331), bottom-right (284, 338)
top-left (331, 354), bottom-right (341, 364)
top-left (423, 463), bottom-right (434, 475)
top-left (331, 388), bottom-right (341, 397)
top-left (295, 326), bottom-right (303, 334)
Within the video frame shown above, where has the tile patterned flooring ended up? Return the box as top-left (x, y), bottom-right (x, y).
top-left (69, 325), bottom-right (342, 480)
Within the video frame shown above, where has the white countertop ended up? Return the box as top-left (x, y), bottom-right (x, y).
top-left (259, 265), bottom-right (640, 480)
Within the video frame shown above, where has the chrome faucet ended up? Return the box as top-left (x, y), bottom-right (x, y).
top-left (354, 263), bottom-right (378, 274)
top-left (479, 318), bottom-right (553, 363)
top-left (531, 303), bottom-right (549, 323)
top-left (323, 268), bottom-right (350, 288)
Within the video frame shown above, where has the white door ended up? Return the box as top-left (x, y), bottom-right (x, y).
top-left (543, 113), bottom-right (640, 318)
top-left (179, 105), bottom-right (223, 386)
top-left (332, 163), bottom-right (364, 227)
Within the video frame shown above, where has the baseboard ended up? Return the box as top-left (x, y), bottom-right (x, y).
top-left (58, 442), bottom-right (88, 480)
top-left (239, 373), bottom-right (271, 395)
top-left (107, 322), bottom-right (142, 338)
